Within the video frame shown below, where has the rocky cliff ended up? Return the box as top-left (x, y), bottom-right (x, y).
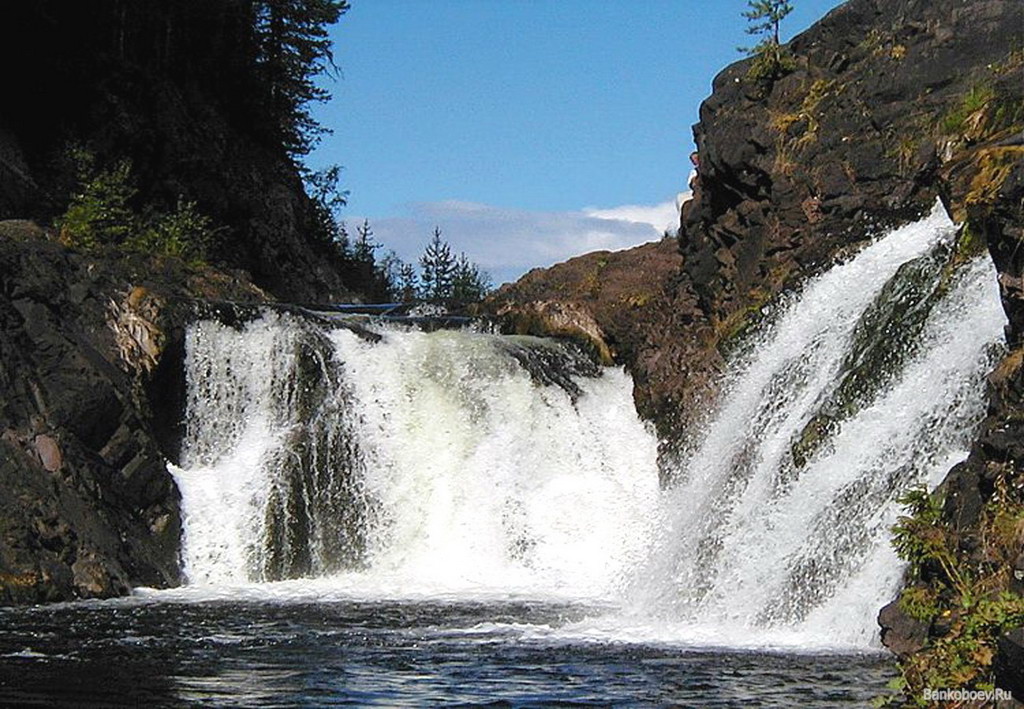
top-left (0, 1), bottom-right (352, 304)
top-left (0, 220), bottom-right (269, 603)
top-left (493, 0), bottom-right (1021, 439)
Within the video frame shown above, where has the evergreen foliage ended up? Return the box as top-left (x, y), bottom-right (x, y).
top-left (253, 0), bottom-right (351, 159)
top-left (305, 164), bottom-right (350, 250)
top-left (419, 227), bottom-right (457, 302)
top-left (452, 252), bottom-right (493, 302)
top-left (354, 219), bottom-right (378, 264)
top-left (395, 261), bottom-right (419, 302)
top-left (740, 0), bottom-right (795, 83)
top-left (59, 150), bottom-right (136, 250)
top-left (58, 149), bottom-right (218, 264)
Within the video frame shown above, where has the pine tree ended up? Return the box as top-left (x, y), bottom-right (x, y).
top-left (253, 0), bottom-right (350, 159)
top-left (375, 249), bottom-right (402, 302)
top-left (335, 220), bottom-right (350, 258)
top-left (740, 0), bottom-right (795, 82)
top-left (396, 261), bottom-right (419, 303)
top-left (419, 226), bottom-right (455, 302)
top-left (451, 252), bottom-right (492, 303)
top-left (742, 0), bottom-right (792, 48)
top-left (354, 218), bottom-right (377, 264)
top-left (304, 163), bottom-right (350, 252)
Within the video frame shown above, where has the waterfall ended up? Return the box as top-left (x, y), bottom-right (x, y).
top-left (170, 202), bottom-right (1005, 650)
top-left (172, 320), bottom-right (661, 598)
top-left (624, 202), bottom-right (1006, 648)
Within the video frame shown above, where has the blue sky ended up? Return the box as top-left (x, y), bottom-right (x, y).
top-left (311, 0), bottom-right (843, 285)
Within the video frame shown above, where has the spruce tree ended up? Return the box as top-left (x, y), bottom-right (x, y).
top-left (396, 261), bottom-right (419, 303)
top-left (740, 0), bottom-right (794, 82)
top-left (743, 0), bottom-right (792, 48)
top-left (419, 227), bottom-right (455, 302)
top-left (253, 0), bottom-right (350, 159)
top-left (354, 218), bottom-right (377, 264)
top-left (451, 252), bottom-right (492, 302)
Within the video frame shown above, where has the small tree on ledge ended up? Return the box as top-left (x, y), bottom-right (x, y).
top-left (741, 0), bottom-right (795, 84)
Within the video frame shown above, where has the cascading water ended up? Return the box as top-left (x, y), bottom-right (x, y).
top-left (173, 319), bottom-right (661, 598)
top-left (616, 202), bottom-right (1006, 649)
top-left (169, 202), bottom-right (1005, 652)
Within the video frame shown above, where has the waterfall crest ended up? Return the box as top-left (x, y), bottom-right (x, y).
top-left (173, 322), bottom-right (660, 597)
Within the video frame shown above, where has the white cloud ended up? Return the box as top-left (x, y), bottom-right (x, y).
top-left (584, 196), bottom-right (684, 234)
top-left (352, 197), bottom-right (682, 287)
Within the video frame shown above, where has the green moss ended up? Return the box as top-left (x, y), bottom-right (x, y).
top-left (942, 84), bottom-right (995, 135)
top-left (716, 289), bottom-right (773, 359)
top-left (964, 147), bottom-right (1024, 208)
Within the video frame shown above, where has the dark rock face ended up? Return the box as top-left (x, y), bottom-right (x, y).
top-left (878, 598), bottom-right (929, 658)
top-left (995, 628), bottom-right (1024, 701)
top-left (0, 222), bottom-right (262, 603)
top-left (489, 0), bottom-right (1023, 675)
top-left (492, 0), bottom-right (1023, 455)
top-left (683, 0), bottom-right (1021, 331)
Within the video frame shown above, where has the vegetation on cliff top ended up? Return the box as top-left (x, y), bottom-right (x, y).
top-left (740, 0), bottom-right (796, 84)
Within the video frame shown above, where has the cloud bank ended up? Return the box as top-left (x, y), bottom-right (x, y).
top-left (354, 196), bottom-right (685, 287)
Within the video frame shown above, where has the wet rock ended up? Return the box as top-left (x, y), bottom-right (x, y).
top-left (71, 552), bottom-right (129, 599)
top-left (878, 598), bottom-right (929, 657)
top-left (995, 627), bottom-right (1024, 702)
top-left (1012, 553), bottom-right (1024, 596)
top-left (0, 228), bottom-right (264, 605)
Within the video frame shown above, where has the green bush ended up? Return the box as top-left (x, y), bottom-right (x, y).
top-left (57, 148), bottom-right (218, 264)
top-left (126, 198), bottom-right (217, 265)
top-left (58, 150), bottom-right (136, 249)
top-left (747, 39), bottom-right (796, 84)
top-left (879, 484), bottom-right (1024, 706)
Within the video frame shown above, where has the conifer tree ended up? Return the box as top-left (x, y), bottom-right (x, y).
top-left (354, 218), bottom-right (377, 264)
top-left (742, 0), bottom-right (792, 48)
top-left (396, 261), bottom-right (419, 303)
top-left (740, 0), bottom-right (794, 82)
top-left (253, 0), bottom-right (350, 159)
top-left (419, 227), bottom-right (455, 302)
top-left (451, 252), bottom-right (492, 302)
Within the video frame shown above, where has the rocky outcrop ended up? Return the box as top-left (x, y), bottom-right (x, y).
top-left (0, 3), bottom-right (365, 603)
top-left (683, 0), bottom-right (1022, 347)
top-left (492, 0), bottom-right (1022, 688)
top-left (492, 0), bottom-right (1023, 449)
top-left (0, 221), bottom-right (263, 603)
top-left (487, 238), bottom-right (718, 445)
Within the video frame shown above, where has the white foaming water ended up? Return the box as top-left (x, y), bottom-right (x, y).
top-left (167, 202), bottom-right (1006, 653)
top-left (613, 203), bottom-right (1005, 649)
top-left (173, 321), bottom-right (661, 599)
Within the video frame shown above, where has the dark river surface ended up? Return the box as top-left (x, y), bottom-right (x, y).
top-left (0, 594), bottom-right (894, 707)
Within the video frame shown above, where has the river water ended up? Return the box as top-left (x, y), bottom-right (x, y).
top-left (0, 594), bottom-right (892, 706)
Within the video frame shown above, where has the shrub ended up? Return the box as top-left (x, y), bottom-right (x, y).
top-left (58, 150), bottom-right (136, 249)
top-left (57, 148), bottom-right (219, 264)
top-left (126, 198), bottom-right (218, 264)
